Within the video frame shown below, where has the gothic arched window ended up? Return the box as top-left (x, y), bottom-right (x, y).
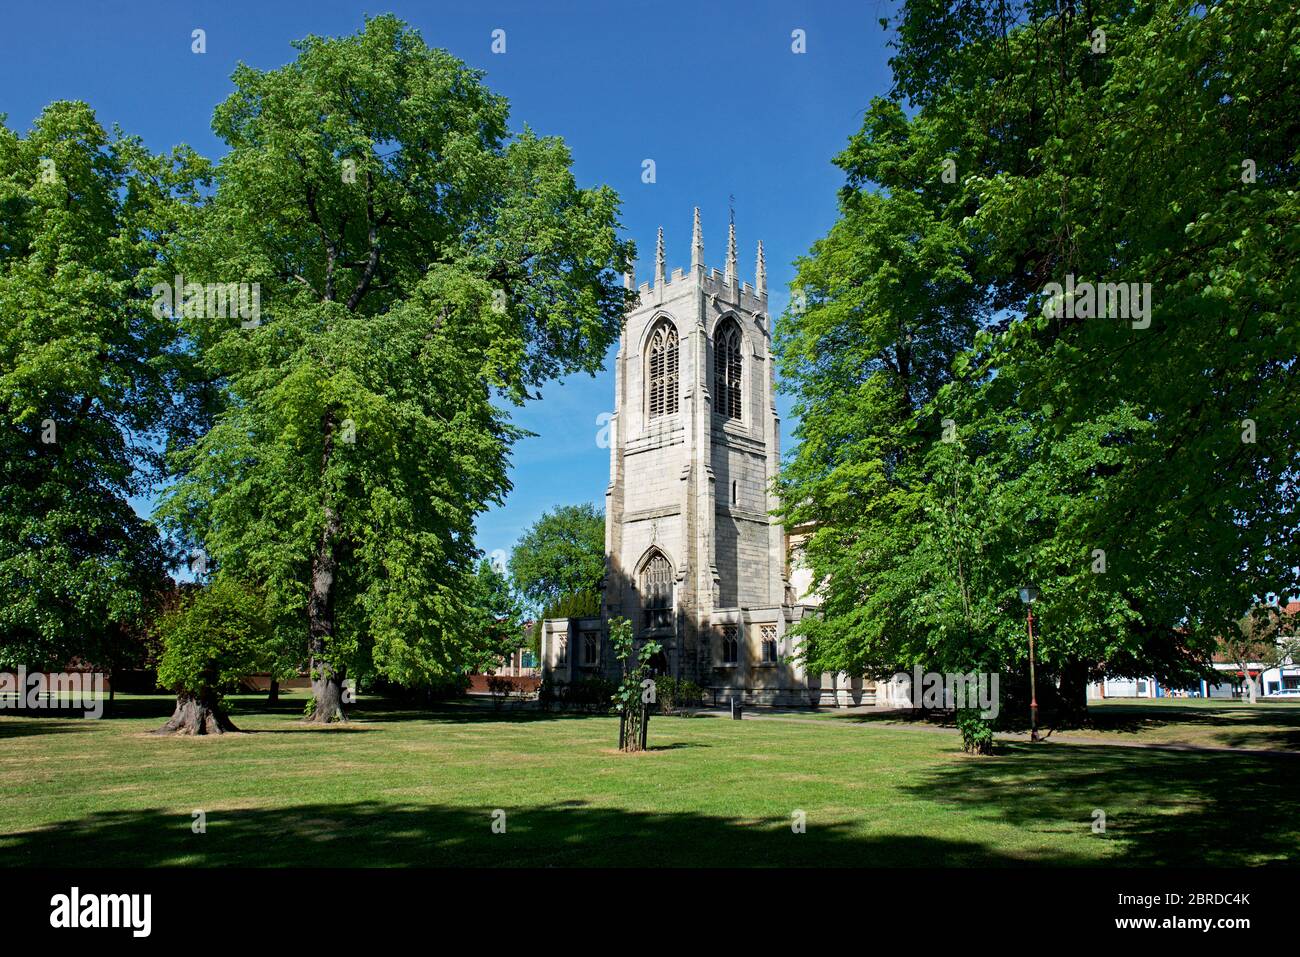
top-left (714, 319), bottom-right (742, 420)
top-left (641, 551), bottom-right (673, 630)
top-left (647, 321), bottom-right (679, 418)
top-left (720, 625), bottom-right (739, 665)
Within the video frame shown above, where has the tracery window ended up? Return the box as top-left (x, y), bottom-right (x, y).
top-left (714, 319), bottom-right (742, 420)
top-left (720, 625), bottom-right (739, 665)
top-left (647, 322), bottom-right (679, 418)
top-left (641, 551), bottom-right (673, 630)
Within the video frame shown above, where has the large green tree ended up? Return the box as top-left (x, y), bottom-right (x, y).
top-left (508, 502), bottom-right (606, 613)
top-left (779, 0), bottom-right (1299, 721)
top-left (463, 557), bottom-right (525, 672)
top-left (1220, 605), bottom-right (1300, 705)
top-left (158, 17), bottom-right (632, 722)
top-left (0, 102), bottom-right (206, 672)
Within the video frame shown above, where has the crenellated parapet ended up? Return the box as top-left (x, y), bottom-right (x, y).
top-left (626, 207), bottom-right (768, 311)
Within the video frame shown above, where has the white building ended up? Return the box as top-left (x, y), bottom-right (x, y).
top-left (1087, 603), bottom-right (1300, 699)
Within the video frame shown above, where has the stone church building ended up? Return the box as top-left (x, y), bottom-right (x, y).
top-left (540, 210), bottom-right (873, 707)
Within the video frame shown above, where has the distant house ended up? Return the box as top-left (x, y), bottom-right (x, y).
top-left (495, 641), bottom-right (539, 678)
top-left (466, 622), bottom-right (540, 696)
top-left (1088, 601), bottom-right (1300, 699)
top-left (1090, 676), bottom-right (1159, 699)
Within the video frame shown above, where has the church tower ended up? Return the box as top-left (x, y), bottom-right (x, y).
top-left (603, 209), bottom-right (792, 691)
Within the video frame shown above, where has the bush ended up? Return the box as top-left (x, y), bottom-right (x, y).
top-left (956, 708), bottom-right (994, 755)
top-left (486, 674), bottom-right (519, 710)
top-left (652, 675), bottom-right (704, 715)
top-left (537, 675), bottom-right (616, 713)
top-left (537, 675), bottom-right (559, 712)
top-left (561, 676), bottom-right (616, 713)
top-left (156, 577), bottom-right (275, 696)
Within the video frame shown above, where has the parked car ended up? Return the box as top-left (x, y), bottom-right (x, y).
top-left (1265, 688), bottom-right (1300, 698)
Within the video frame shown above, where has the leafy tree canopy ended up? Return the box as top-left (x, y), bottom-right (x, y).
top-left (464, 557), bottom-right (525, 672)
top-left (0, 102), bottom-right (207, 669)
top-left (779, 0), bottom-right (1299, 702)
top-left (155, 576), bottom-right (276, 694)
top-left (508, 502), bottom-right (606, 613)
top-left (155, 16), bottom-right (633, 718)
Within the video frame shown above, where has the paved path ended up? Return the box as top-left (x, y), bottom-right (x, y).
top-left (693, 708), bottom-right (1300, 758)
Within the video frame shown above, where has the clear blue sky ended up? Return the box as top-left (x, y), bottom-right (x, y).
top-left (0, 0), bottom-right (897, 563)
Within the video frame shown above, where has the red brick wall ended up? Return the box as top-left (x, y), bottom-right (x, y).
top-left (467, 674), bottom-right (540, 694)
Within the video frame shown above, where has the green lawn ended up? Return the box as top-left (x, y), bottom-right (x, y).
top-left (1053, 699), bottom-right (1300, 751)
top-left (805, 697), bottom-right (1300, 752)
top-left (1, 694), bottom-right (1296, 867)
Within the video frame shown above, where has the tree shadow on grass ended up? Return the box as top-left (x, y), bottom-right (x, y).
top-left (818, 709), bottom-right (955, 729)
top-left (239, 726), bottom-right (376, 735)
top-left (1213, 727), bottom-right (1300, 750)
top-left (0, 718), bottom-right (101, 740)
top-left (1082, 704), bottom-right (1300, 751)
top-left (901, 742), bottom-right (1300, 867)
top-left (102, 695), bottom-right (646, 729)
top-left (815, 702), bottom-right (1300, 751)
top-left (0, 799), bottom-right (1077, 868)
top-left (344, 701), bottom-right (630, 728)
top-left (1086, 701), bottom-right (1300, 727)
top-left (97, 697), bottom-right (176, 721)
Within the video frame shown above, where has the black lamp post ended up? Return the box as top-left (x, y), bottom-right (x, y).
top-left (1018, 586), bottom-right (1040, 742)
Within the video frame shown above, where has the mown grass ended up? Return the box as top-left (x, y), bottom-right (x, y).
top-left (1, 694), bottom-right (1295, 867)
top-left (808, 697), bottom-right (1300, 752)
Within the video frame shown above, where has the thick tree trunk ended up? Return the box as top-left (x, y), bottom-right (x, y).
top-left (154, 689), bottom-right (238, 735)
top-left (1055, 658), bottom-right (1090, 726)
top-left (268, 678), bottom-right (279, 704)
top-left (309, 666), bottom-right (346, 722)
top-left (305, 412), bottom-right (346, 724)
top-left (1243, 674), bottom-right (1258, 704)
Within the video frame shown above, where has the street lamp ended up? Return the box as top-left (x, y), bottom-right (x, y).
top-left (1019, 587), bottom-right (1040, 742)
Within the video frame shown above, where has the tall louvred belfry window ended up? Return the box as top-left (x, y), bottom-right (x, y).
top-left (714, 319), bottom-right (742, 420)
top-left (647, 322), bottom-right (679, 418)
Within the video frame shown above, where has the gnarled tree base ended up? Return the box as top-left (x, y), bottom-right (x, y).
top-left (304, 673), bottom-right (347, 724)
top-left (154, 691), bottom-right (239, 735)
